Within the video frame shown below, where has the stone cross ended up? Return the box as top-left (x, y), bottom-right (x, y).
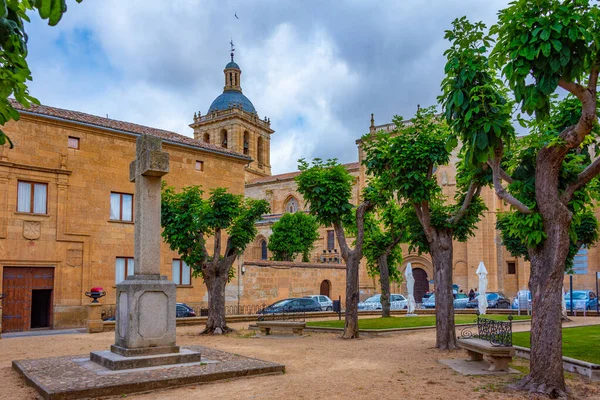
top-left (129, 135), bottom-right (169, 275)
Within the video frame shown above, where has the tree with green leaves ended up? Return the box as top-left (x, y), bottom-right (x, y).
top-left (268, 211), bottom-right (319, 262)
top-left (440, 2), bottom-right (599, 395)
top-left (161, 185), bottom-right (269, 334)
top-left (362, 107), bottom-right (487, 350)
top-left (362, 199), bottom-right (405, 318)
top-left (296, 159), bottom-right (373, 339)
top-left (1, 0), bottom-right (82, 147)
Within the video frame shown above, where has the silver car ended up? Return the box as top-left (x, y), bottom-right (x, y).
top-left (304, 295), bottom-right (333, 311)
top-left (358, 294), bottom-right (408, 311)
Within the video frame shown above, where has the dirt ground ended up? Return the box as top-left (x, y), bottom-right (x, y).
top-left (1, 317), bottom-right (599, 400)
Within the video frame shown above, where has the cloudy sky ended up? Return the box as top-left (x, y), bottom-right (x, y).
top-left (25, 0), bottom-right (511, 174)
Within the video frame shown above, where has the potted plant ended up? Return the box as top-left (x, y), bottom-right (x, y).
top-left (85, 287), bottom-right (106, 303)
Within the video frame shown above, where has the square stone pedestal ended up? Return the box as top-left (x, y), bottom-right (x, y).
top-left (114, 275), bottom-right (177, 354)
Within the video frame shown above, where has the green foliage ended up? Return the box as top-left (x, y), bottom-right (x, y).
top-left (161, 184), bottom-right (269, 280)
top-left (362, 200), bottom-right (405, 282)
top-left (362, 106), bottom-right (487, 252)
top-left (296, 158), bottom-right (355, 227)
top-left (439, 17), bottom-right (515, 168)
top-left (489, 0), bottom-right (600, 120)
top-left (1, 0), bottom-right (82, 147)
top-left (268, 212), bottom-right (320, 262)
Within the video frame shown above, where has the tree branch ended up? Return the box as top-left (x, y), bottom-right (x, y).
top-left (558, 69), bottom-right (599, 148)
top-left (213, 227), bottom-right (222, 267)
top-left (447, 180), bottom-right (479, 225)
top-left (490, 148), bottom-right (533, 214)
top-left (486, 161), bottom-right (514, 184)
top-left (354, 200), bottom-right (374, 255)
top-left (413, 201), bottom-right (435, 242)
top-left (199, 232), bottom-right (209, 263)
top-left (333, 221), bottom-right (350, 261)
top-left (561, 156), bottom-right (600, 203)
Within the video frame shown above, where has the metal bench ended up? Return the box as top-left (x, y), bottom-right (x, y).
top-left (457, 315), bottom-right (515, 371)
top-left (256, 321), bottom-right (306, 336)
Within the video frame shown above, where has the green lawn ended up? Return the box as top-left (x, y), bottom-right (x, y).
top-left (306, 314), bottom-right (530, 330)
top-left (512, 325), bottom-right (600, 364)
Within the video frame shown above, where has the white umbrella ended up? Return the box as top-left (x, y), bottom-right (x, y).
top-left (405, 263), bottom-right (417, 314)
top-left (476, 261), bottom-right (488, 315)
top-left (562, 286), bottom-right (567, 316)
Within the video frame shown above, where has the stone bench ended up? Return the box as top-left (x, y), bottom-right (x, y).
top-left (457, 338), bottom-right (515, 371)
top-left (256, 321), bottom-right (306, 336)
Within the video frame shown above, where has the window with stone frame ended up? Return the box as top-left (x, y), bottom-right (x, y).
top-left (202, 133), bottom-right (210, 143)
top-left (285, 197), bottom-right (299, 213)
top-left (17, 180), bottom-right (47, 214)
top-left (115, 257), bottom-right (134, 284)
top-left (68, 136), bottom-right (80, 149)
top-left (327, 230), bottom-right (335, 250)
top-left (110, 192), bottom-right (133, 222)
top-left (172, 259), bottom-right (191, 285)
top-left (243, 131), bottom-right (249, 155)
top-left (220, 129), bottom-right (228, 148)
top-left (507, 261), bottom-right (516, 275)
top-left (261, 240), bottom-right (268, 260)
top-left (195, 160), bottom-right (204, 171)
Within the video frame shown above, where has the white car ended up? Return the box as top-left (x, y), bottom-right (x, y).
top-left (304, 295), bottom-right (334, 311)
top-left (358, 294), bottom-right (408, 311)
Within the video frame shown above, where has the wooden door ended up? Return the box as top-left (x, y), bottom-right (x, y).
top-left (320, 280), bottom-right (331, 297)
top-left (412, 268), bottom-right (429, 303)
top-left (2, 267), bottom-right (54, 333)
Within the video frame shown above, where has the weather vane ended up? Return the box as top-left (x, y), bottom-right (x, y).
top-left (230, 39), bottom-right (235, 62)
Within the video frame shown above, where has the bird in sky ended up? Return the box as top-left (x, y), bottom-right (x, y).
top-left (235, 12), bottom-right (239, 19)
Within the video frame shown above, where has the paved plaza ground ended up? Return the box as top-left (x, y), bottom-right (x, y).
top-left (1, 317), bottom-right (599, 400)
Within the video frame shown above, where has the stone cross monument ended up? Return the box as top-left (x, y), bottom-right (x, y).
top-left (93, 135), bottom-right (200, 368)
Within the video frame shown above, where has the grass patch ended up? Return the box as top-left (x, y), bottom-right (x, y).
top-left (306, 314), bottom-right (530, 330)
top-left (512, 324), bottom-right (600, 364)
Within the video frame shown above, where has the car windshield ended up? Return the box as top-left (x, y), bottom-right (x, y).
top-left (426, 295), bottom-right (435, 301)
top-left (456, 294), bottom-right (467, 299)
top-left (269, 299), bottom-right (293, 308)
top-left (569, 292), bottom-right (587, 300)
top-left (486, 293), bottom-right (498, 300)
top-left (364, 295), bottom-right (381, 303)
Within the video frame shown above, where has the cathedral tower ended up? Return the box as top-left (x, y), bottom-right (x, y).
top-left (190, 46), bottom-right (273, 181)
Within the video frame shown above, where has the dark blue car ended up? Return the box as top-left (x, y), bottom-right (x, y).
top-left (258, 298), bottom-right (321, 315)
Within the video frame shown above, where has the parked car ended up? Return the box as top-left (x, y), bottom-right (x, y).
top-left (358, 294), bottom-right (408, 311)
top-left (304, 295), bottom-right (334, 311)
top-left (511, 290), bottom-right (532, 310)
top-left (422, 294), bottom-right (436, 308)
top-left (176, 302), bottom-right (197, 318)
top-left (453, 293), bottom-right (469, 309)
top-left (258, 298), bottom-right (322, 316)
top-left (565, 290), bottom-right (598, 310)
top-left (466, 292), bottom-right (511, 309)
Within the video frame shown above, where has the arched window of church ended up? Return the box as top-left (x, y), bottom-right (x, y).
top-left (261, 240), bottom-right (268, 260)
top-left (220, 129), bottom-right (228, 148)
top-left (243, 131), bottom-right (249, 155)
top-left (229, 72), bottom-right (233, 86)
top-left (285, 197), bottom-right (299, 213)
top-left (257, 136), bottom-right (264, 165)
top-left (203, 133), bottom-right (210, 143)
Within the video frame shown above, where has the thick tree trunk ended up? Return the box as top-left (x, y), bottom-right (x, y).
top-left (342, 254), bottom-right (361, 339)
top-left (202, 265), bottom-right (232, 335)
top-left (514, 160), bottom-right (572, 397)
top-left (430, 230), bottom-right (456, 350)
top-left (378, 254), bottom-right (391, 318)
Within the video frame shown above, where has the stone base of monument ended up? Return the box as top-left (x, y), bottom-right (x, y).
top-left (90, 348), bottom-right (202, 370)
top-left (13, 346), bottom-right (285, 400)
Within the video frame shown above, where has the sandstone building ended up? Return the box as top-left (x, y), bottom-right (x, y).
top-left (1, 53), bottom-right (598, 333)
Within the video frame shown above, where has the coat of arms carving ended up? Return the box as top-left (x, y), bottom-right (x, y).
top-left (66, 249), bottom-right (83, 267)
top-left (23, 221), bottom-right (41, 240)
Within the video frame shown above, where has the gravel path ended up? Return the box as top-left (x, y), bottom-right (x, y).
top-left (1, 317), bottom-right (598, 400)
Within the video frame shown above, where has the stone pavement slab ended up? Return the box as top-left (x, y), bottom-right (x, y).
top-left (13, 346), bottom-right (284, 400)
top-left (438, 359), bottom-right (519, 375)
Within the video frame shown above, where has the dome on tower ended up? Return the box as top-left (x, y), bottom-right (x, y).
top-left (208, 91), bottom-right (256, 114)
top-left (225, 61), bottom-right (240, 69)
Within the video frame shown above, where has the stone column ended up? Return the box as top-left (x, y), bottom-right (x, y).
top-left (112, 134), bottom-right (178, 356)
top-left (86, 303), bottom-right (104, 334)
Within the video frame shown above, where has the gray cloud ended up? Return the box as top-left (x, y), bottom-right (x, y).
top-left (23, 0), bottom-right (510, 174)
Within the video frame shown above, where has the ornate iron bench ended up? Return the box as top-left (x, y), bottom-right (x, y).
top-left (457, 315), bottom-right (515, 371)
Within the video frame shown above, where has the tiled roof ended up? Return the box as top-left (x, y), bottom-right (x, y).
top-left (247, 161), bottom-right (360, 186)
top-left (9, 99), bottom-right (250, 160)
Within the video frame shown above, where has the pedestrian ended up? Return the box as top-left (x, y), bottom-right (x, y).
top-left (468, 289), bottom-right (475, 301)
top-left (474, 288), bottom-right (479, 298)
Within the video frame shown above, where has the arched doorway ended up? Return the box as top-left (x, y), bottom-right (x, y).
top-left (320, 280), bottom-right (331, 297)
top-left (412, 268), bottom-right (429, 302)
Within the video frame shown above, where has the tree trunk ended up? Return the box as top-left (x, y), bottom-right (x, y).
top-left (202, 265), bottom-right (232, 335)
top-left (430, 230), bottom-right (456, 350)
top-left (378, 254), bottom-right (391, 318)
top-left (514, 159), bottom-right (572, 397)
top-left (342, 254), bottom-right (361, 339)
